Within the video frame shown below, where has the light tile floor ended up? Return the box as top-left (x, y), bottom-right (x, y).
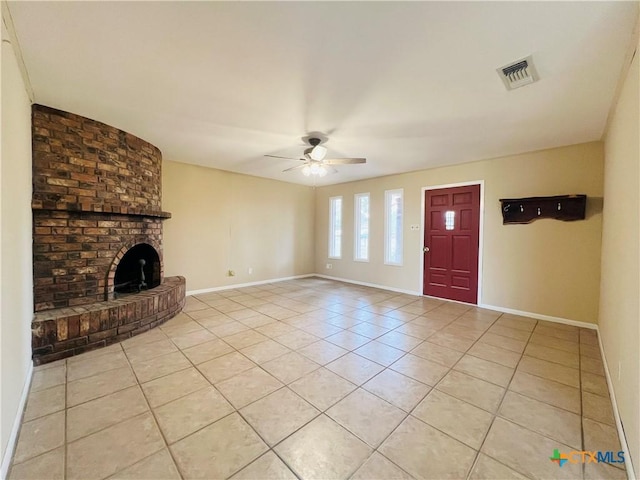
top-left (9, 277), bottom-right (627, 480)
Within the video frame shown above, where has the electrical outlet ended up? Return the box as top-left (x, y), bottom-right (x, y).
top-left (248, 267), bottom-right (253, 275)
top-left (228, 270), bottom-right (235, 277)
top-left (326, 263), bottom-right (332, 269)
top-left (410, 224), bottom-right (420, 231)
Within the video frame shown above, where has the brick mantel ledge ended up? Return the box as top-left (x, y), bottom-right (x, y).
top-left (32, 202), bottom-right (172, 219)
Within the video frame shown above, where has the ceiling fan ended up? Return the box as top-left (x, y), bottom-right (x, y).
top-left (265, 137), bottom-right (366, 177)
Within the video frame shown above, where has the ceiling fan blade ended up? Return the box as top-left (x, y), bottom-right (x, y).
top-left (324, 158), bottom-right (366, 165)
top-left (282, 164), bottom-right (307, 173)
top-left (265, 154), bottom-right (305, 161)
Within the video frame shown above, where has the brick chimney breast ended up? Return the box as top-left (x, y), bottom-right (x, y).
top-left (30, 105), bottom-right (185, 365)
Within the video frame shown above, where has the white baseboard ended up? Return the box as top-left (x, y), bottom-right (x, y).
top-left (479, 303), bottom-right (598, 330)
top-left (186, 274), bottom-right (315, 296)
top-left (125, 272), bottom-right (639, 477)
top-left (311, 275), bottom-right (597, 330)
top-left (0, 278), bottom-right (631, 479)
top-left (315, 276), bottom-right (631, 475)
top-left (1, 362), bottom-right (33, 480)
top-left (314, 274), bottom-right (422, 297)
top-left (198, 272), bottom-right (630, 476)
top-left (597, 332), bottom-right (636, 480)
top-left (313, 277), bottom-right (632, 476)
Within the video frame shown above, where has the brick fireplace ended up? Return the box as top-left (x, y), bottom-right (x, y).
top-left (31, 105), bottom-right (185, 364)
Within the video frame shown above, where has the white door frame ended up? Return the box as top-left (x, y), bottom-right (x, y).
top-left (420, 180), bottom-right (485, 305)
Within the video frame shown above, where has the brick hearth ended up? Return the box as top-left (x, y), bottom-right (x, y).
top-left (30, 104), bottom-right (185, 364)
top-left (31, 277), bottom-right (185, 365)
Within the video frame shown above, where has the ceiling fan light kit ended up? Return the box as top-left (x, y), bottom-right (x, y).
top-left (302, 163), bottom-right (327, 177)
top-left (306, 138), bottom-right (327, 161)
top-left (309, 145), bottom-right (327, 161)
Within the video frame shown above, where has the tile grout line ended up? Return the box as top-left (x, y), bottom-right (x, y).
top-left (198, 282), bottom-right (608, 476)
top-left (10, 364), bottom-right (64, 478)
top-left (144, 309), bottom-right (317, 479)
top-left (432, 311), bottom-right (511, 480)
top-left (121, 383), bottom-right (181, 480)
top-left (16, 279), bottom-right (617, 480)
top-left (421, 314), bottom-right (506, 415)
top-left (232, 391), bottom-right (318, 479)
top-left (344, 307), bottom-right (488, 478)
top-left (363, 306), bottom-right (496, 479)
top-left (75, 345), bottom-right (177, 480)
top-left (466, 316), bottom-right (537, 480)
top-left (471, 321), bottom-right (606, 478)
top-left (199, 292), bottom-right (432, 478)
top-left (22, 295), bottom-right (421, 478)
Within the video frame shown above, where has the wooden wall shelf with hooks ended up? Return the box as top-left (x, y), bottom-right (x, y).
top-left (499, 195), bottom-right (587, 224)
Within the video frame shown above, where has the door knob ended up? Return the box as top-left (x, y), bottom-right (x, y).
top-left (423, 246), bottom-right (430, 253)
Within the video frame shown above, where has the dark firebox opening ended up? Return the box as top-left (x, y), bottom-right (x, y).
top-left (114, 243), bottom-right (161, 297)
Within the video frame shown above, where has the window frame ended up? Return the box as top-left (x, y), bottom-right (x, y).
top-left (384, 189), bottom-right (404, 266)
top-left (353, 192), bottom-right (370, 262)
top-left (328, 196), bottom-right (343, 259)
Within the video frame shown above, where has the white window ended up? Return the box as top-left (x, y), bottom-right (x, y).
top-left (354, 193), bottom-right (370, 261)
top-left (385, 189), bottom-right (403, 265)
top-left (445, 210), bottom-right (455, 230)
top-left (328, 196), bottom-right (342, 258)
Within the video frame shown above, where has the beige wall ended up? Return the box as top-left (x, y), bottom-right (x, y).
top-left (0, 12), bottom-right (34, 471)
top-left (315, 142), bottom-right (604, 323)
top-left (162, 161), bottom-right (315, 292)
top-left (600, 32), bottom-right (639, 470)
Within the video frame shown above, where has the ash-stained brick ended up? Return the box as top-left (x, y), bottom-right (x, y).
top-left (36, 219), bottom-right (68, 227)
top-left (56, 318), bottom-right (68, 341)
top-left (46, 177), bottom-right (78, 187)
top-left (68, 220), bottom-right (97, 227)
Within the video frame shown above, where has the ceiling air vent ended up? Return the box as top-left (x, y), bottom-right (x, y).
top-left (497, 55), bottom-right (538, 91)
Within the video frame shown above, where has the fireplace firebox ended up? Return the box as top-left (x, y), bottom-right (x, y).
top-left (114, 243), bottom-right (161, 296)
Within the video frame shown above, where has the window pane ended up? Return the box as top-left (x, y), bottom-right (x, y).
top-left (354, 193), bottom-right (369, 261)
top-left (329, 197), bottom-right (342, 258)
top-left (385, 189), bottom-right (403, 265)
top-left (445, 210), bottom-right (455, 230)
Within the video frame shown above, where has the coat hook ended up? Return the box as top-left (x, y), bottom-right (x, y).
top-left (537, 207), bottom-right (541, 216)
top-left (557, 202), bottom-right (561, 211)
top-left (520, 205), bottom-right (524, 212)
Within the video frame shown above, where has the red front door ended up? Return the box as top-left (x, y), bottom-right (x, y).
top-left (423, 184), bottom-right (480, 304)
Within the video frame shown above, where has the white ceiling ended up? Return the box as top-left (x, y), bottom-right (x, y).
top-left (7, 1), bottom-right (638, 186)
